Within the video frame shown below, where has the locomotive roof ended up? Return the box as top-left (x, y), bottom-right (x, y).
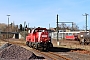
top-left (35, 28), bottom-right (47, 30)
top-left (31, 28), bottom-right (47, 33)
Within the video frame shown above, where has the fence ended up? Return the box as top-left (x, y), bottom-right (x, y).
top-left (50, 32), bottom-right (64, 40)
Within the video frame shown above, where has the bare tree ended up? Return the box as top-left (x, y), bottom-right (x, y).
top-left (58, 23), bottom-right (67, 29)
top-left (72, 23), bottom-right (79, 31)
top-left (58, 23), bottom-right (79, 31)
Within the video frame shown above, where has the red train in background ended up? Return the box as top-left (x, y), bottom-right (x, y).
top-left (64, 32), bottom-right (79, 40)
top-left (65, 35), bottom-right (78, 40)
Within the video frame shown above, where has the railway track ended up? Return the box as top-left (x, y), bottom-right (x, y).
top-left (49, 52), bottom-right (71, 60)
top-left (32, 49), bottom-right (71, 60)
top-left (0, 39), bottom-right (72, 60)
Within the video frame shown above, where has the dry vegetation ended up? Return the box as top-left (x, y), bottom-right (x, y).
top-left (0, 23), bottom-right (18, 39)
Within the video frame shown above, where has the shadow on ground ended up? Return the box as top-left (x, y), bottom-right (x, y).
top-left (47, 47), bottom-right (84, 52)
top-left (36, 56), bottom-right (45, 59)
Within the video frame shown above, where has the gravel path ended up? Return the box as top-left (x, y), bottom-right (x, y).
top-left (56, 52), bottom-right (90, 60)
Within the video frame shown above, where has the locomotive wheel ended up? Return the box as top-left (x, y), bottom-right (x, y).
top-left (41, 47), bottom-right (44, 51)
top-left (26, 41), bottom-right (29, 46)
top-left (49, 43), bottom-right (53, 48)
top-left (47, 43), bottom-right (53, 51)
top-left (35, 44), bottom-right (38, 50)
top-left (47, 43), bottom-right (53, 48)
top-left (29, 42), bottom-right (32, 48)
top-left (33, 44), bottom-right (36, 49)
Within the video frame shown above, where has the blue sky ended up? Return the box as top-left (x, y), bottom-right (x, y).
top-left (0, 0), bottom-right (90, 29)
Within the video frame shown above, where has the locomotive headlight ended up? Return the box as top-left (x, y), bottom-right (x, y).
top-left (42, 35), bottom-right (47, 37)
top-left (48, 41), bottom-right (50, 42)
top-left (41, 41), bottom-right (42, 42)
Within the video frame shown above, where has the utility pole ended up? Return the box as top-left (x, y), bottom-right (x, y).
top-left (56, 14), bottom-right (59, 45)
top-left (28, 23), bottom-right (29, 28)
top-left (24, 21), bottom-right (26, 40)
top-left (49, 23), bottom-right (50, 29)
top-left (83, 13), bottom-right (89, 32)
top-left (7, 15), bottom-right (10, 39)
top-left (62, 23), bottom-right (64, 39)
top-left (72, 22), bottom-right (73, 31)
top-left (57, 14), bottom-right (58, 41)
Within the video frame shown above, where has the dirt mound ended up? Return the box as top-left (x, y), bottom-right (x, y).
top-left (0, 44), bottom-right (37, 60)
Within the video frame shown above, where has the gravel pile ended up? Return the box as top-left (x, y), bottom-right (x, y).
top-left (0, 43), bottom-right (39, 60)
top-left (0, 43), bottom-right (12, 51)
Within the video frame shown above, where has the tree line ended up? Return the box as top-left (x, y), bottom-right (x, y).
top-left (54, 23), bottom-right (79, 31)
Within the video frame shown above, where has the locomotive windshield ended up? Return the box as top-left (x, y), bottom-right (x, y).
top-left (35, 28), bottom-right (47, 32)
top-left (31, 28), bottom-right (47, 33)
top-left (35, 29), bottom-right (46, 32)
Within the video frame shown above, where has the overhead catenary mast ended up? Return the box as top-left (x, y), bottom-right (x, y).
top-left (82, 13), bottom-right (89, 32)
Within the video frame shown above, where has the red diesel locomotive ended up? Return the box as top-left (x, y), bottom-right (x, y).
top-left (26, 27), bottom-right (53, 50)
